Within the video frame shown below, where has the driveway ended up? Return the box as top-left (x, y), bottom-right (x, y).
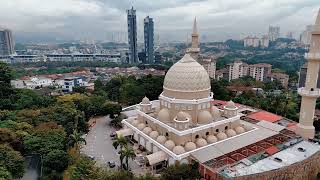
top-left (80, 116), bottom-right (144, 174)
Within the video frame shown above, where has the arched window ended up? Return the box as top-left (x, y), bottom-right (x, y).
top-left (206, 132), bottom-right (209, 136)
top-left (165, 132), bottom-right (169, 137)
top-left (216, 129), bottom-right (219, 133)
top-left (145, 121), bottom-right (148, 124)
top-left (195, 135), bottom-right (199, 139)
top-left (225, 126), bottom-right (228, 130)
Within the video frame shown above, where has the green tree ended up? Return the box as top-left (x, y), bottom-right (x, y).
top-left (43, 149), bottom-right (69, 173)
top-left (161, 162), bottom-right (201, 180)
top-left (112, 135), bottom-right (128, 169)
top-left (24, 123), bottom-right (66, 155)
top-left (121, 145), bottom-right (136, 170)
top-left (68, 130), bottom-right (86, 152)
top-left (0, 144), bottom-right (25, 179)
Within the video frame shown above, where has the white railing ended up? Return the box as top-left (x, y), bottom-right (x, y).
top-left (159, 92), bottom-right (213, 105)
top-left (135, 109), bottom-right (240, 136)
top-left (298, 87), bottom-right (320, 97)
top-left (122, 119), bottom-right (258, 160)
top-left (305, 53), bottom-right (320, 60)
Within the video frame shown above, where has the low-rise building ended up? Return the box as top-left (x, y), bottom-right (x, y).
top-left (11, 76), bottom-right (53, 89)
top-left (269, 72), bottom-right (289, 88)
top-left (62, 77), bottom-right (84, 93)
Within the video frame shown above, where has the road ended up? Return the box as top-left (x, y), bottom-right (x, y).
top-left (81, 116), bottom-right (143, 174)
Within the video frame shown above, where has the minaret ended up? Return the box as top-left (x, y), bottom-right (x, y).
top-left (296, 9), bottom-right (320, 139)
top-left (186, 17), bottom-right (200, 60)
top-left (191, 17), bottom-right (199, 49)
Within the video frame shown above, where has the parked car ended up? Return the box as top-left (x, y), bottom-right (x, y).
top-left (110, 132), bottom-right (116, 138)
top-left (107, 161), bottom-right (116, 168)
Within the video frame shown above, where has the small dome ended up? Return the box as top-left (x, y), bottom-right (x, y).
top-left (235, 126), bottom-right (246, 134)
top-left (141, 96), bottom-right (150, 104)
top-left (155, 106), bottom-right (161, 114)
top-left (197, 111), bottom-right (213, 124)
top-left (226, 129), bottom-right (237, 137)
top-left (173, 145), bottom-right (186, 155)
top-left (243, 124), bottom-right (252, 131)
top-left (211, 106), bottom-right (221, 119)
top-left (225, 100), bottom-right (237, 109)
top-left (156, 135), bottom-right (167, 144)
top-left (131, 119), bottom-right (140, 127)
top-left (142, 127), bottom-right (152, 134)
top-left (185, 142), bottom-right (197, 151)
top-left (137, 123), bottom-right (146, 130)
top-left (175, 111), bottom-right (190, 122)
top-left (158, 108), bottom-right (170, 122)
top-left (164, 140), bottom-right (176, 150)
top-left (149, 131), bottom-right (159, 139)
top-left (196, 138), bottom-right (208, 147)
top-left (127, 117), bottom-right (135, 122)
top-left (217, 132), bottom-right (228, 140)
top-left (206, 135), bottom-right (218, 143)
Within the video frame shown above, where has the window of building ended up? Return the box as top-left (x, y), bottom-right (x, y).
top-left (206, 132), bottom-right (209, 136)
top-left (145, 121), bottom-right (148, 124)
top-left (225, 126), bottom-right (228, 130)
top-left (165, 132), bottom-right (169, 137)
top-left (195, 135), bottom-right (199, 139)
top-left (216, 129), bottom-right (219, 133)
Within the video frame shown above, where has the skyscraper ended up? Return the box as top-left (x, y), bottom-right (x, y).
top-left (268, 26), bottom-right (280, 41)
top-left (297, 9), bottom-right (320, 139)
top-left (127, 7), bottom-right (138, 63)
top-left (144, 16), bottom-right (154, 64)
top-left (0, 28), bottom-right (14, 56)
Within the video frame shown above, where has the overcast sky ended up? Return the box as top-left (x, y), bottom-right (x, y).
top-left (0, 0), bottom-right (320, 43)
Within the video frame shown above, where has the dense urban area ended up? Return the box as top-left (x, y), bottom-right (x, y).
top-left (1, 4), bottom-right (320, 180)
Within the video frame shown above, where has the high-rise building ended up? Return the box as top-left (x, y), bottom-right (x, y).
top-left (243, 36), bottom-right (260, 47)
top-left (186, 18), bottom-right (200, 60)
top-left (127, 7), bottom-right (138, 63)
top-left (144, 16), bottom-right (154, 64)
top-left (227, 61), bottom-right (249, 81)
top-left (248, 63), bottom-right (272, 82)
top-left (260, 35), bottom-right (269, 48)
top-left (268, 26), bottom-right (280, 41)
top-left (297, 10), bottom-right (320, 139)
top-left (0, 28), bottom-right (14, 56)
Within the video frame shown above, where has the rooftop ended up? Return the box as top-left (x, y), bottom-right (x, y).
top-left (246, 111), bottom-right (283, 123)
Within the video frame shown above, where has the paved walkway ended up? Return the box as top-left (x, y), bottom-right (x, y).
top-left (81, 116), bottom-right (145, 175)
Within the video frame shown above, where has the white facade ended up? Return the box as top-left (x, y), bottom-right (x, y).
top-left (243, 37), bottom-right (260, 47)
top-left (11, 77), bottom-right (53, 89)
top-left (227, 61), bottom-right (248, 81)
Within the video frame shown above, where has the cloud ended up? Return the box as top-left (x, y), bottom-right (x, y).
top-left (0, 0), bottom-right (319, 42)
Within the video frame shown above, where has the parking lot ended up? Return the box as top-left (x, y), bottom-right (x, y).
top-left (80, 116), bottom-right (145, 174)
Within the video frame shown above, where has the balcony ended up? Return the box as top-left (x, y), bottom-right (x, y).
top-left (298, 87), bottom-right (320, 97)
top-left (305, 53), bottom-right (320, 60)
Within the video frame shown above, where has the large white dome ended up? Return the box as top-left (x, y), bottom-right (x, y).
top-left (163, 54), bottom-right (211, 99)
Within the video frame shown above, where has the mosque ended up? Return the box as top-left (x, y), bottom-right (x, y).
top-left (117, 10), bottom-right (320, 180)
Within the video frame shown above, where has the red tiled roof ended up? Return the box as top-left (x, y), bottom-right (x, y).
top-left (211, 100), bottom-right (241, 108)
top-left (265, 146), bottom-right (279, 156)
top-left (19, 76), bottom-right (30, 80)
top-left (246, 111), bottom-right (283, 123)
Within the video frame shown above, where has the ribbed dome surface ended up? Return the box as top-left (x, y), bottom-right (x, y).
top-left (163, 54), bottom-right (210, 99)
top-left (185, 142), bottom-right (197, 151)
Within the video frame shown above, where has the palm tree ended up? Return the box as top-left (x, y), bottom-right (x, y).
top-left (121, 145), bottom-right (136, 170)
top-left (69, 130), bottom-right (86, 152)
top-left (112, 135), bottom-right (128, 169)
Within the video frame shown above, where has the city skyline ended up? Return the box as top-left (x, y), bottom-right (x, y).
top-left (1, 1), bottom-right (320, 43)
